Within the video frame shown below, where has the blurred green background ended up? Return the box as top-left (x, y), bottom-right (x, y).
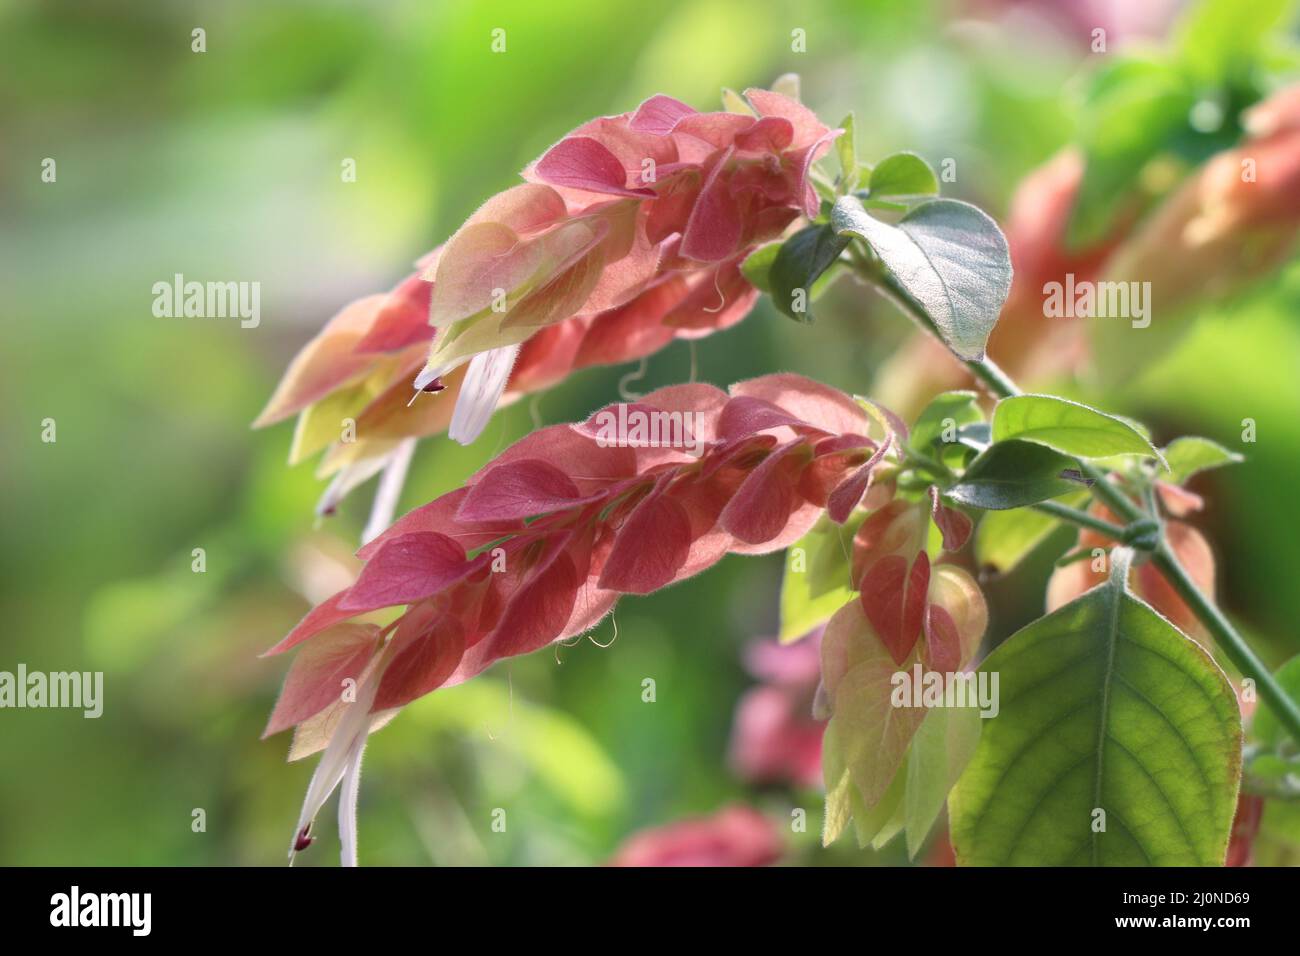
top-left (2, 0), bottom-right (1298, 865)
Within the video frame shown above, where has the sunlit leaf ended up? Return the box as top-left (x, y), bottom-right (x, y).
top-left (832, 196), bottom-right (1012, 360)
top-left (992, 394), bottom-right (1162, 461)
top-left (1162, 435), bottom-right (1244, 485)
top-left (779, 513), bottom-right (861, 642)
top-left (869, 151), bottom-right (939, 198)
top-left (905, 703), bottom-right (982, 859)
top-left (974, 491), bottom-right (1088, 573)
top-left (820, 599), bottom-right (926, 823)
top-left (950, 552), bottom-right (1242, 865)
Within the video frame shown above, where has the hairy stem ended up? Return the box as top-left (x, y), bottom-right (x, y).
top-left (1032, 501), bottom-right (1127, 540)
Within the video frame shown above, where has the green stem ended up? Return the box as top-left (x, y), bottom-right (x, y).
top-left (860, 262), bottom-right (1300, 745)
top-left (1152, 542), bottom-right (1300, 744)
top-left (967, 354), bottom-right (1022, 401)
top-left (905, 447), bottom-right (951, 481)
top-left (1032, 501), bottom-right (1127, 540)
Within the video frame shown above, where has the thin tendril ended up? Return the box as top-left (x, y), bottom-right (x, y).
top-left (587, 612), bottom-right (619, 649)
top-left (618, 357), bottom-right (650, 400)
top-left (701, 269), bottom-right (727, 313)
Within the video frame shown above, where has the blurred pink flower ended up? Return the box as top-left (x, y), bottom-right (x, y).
top-left (967, 0), bottom-right (1181, 45)
top-left (609, 805), bottom-right (783, 867)
top-left (729, 628), bottom-right (825, 789)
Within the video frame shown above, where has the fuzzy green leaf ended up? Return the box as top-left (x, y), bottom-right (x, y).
top-left (869, 151), bottom-right (939, 198)
top-left (992, 394), bottom-right (1162, 461)
top-left (769, 224), bottom-right (850, 323)
top-left (1162, 436), bottom-right (1244, 485)
top-left (946, 440), bottom-right (1085, 510)
top-left (832, 196), bottom-right (1012, 361)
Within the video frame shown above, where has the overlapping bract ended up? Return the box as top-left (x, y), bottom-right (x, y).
top-left (254, 85), bottom-right (841, 501)
top-left (818, 483), bottom-right (987, 846)
top-left (425, 88), bottom-right (839, 373)
top-left (264, 373), bottom-right (889, 745)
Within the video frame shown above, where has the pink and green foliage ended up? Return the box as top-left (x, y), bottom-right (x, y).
top-left (254, 85), bottom-right (841, 513)
top-left (258, 76), bottom-right (1300, 868)
top-left (265, 372), bottom-right (890, 738)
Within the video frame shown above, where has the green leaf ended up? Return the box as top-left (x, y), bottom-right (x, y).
top-left (779, 514), bottom-right (859, 642)
top-left (946, 440), bottom-right (1085, 510)
top-left (832, 195), bottom-right (1012, 360)
top-left (910, 390), bottom-right (982, 454)
top-left (768, 223), bottom-right (850, 323)
top-left (859, 198), bottom-right (909, 213)
top-left (860, 755), bottom-right (909, 849)
top-left (1162, 436), bottom-right (1244, 485)
top-left (1250, 655), bottom-right (1300, 750)
top-left (869, 151), bottom-right (939, 198)
top-left (992, 394), bottom-right (1162, 461)
top-left (739, 241), bottom-right (781, 295)
top-left (905, 704), bottom-right (982, 859)
top-left (974, 490), bottom-right (1089, 572)
top-left (950, 550), bottom-right (1242, 865)
top-left (835, 113), bottom-right (857, 193)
